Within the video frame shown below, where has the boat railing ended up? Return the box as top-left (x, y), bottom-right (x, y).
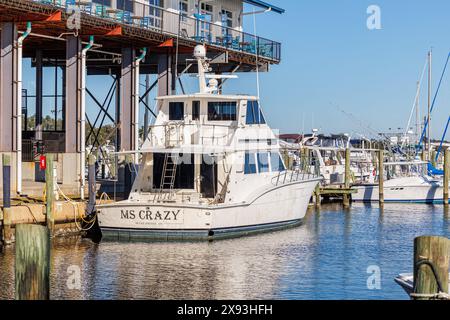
top-left (272, 169), bottom-right (320, 187)
top-left (146, 122), bottom-right (237, 148)
top-left (272, 156), bottom-right (321, 186)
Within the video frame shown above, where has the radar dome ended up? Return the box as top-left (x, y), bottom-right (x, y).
top-left (193, 45), bottom-right (207, 58)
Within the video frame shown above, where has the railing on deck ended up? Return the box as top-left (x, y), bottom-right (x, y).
top-left (272, 154), bottom-right (321, 186)
top-left (31, 0), bottom-right (281, 61)
top-left (146, 123), bottom-right (236, 148)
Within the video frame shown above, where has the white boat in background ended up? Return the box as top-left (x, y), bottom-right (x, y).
top-left (298, 134), bottom-right (375, 185)
top-left (352, 161), bottom-right (448, 203)
top-left (96, 45), bottom-right (321, 241)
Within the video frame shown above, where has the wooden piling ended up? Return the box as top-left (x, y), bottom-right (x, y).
top-left (444, 149), bottom-right (449, 206)
top-left (45, 154), bottom-right (55, 233)
top-left (431, 150), bottom-right (437, 168)
top-left (2, 154), bottom-right (12, 243)
top-left (86, 154), bottom-right (96, 216)
top-left (343, 148), bottom-right (351, 207)
top-left (413, 236), bottom-right (450, 300)
top-left (15, 224), bottom-right (50, 300)
top-left (378, 149), bottom-right (384, 204)
top-left (315, 183), bottom-right (321, 207)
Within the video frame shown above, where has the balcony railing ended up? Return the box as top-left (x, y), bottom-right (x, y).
top-left (32, 0), bottom-right (281, 61)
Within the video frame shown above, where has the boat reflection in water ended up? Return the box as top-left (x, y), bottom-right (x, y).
top-left (0, 203), bottom-right (448, 300)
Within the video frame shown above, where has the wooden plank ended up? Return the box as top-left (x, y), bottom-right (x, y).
top-left (2, 154), bottom-right (12, 243)
top-left (343, 148), bottom-right (351, 207)
top-left (378, 149), bottom-right (384, 204)
top-left (413, 236), bottom-right (450, 300)
top-left (444, 149), bottom-right (449, 205)
top-left (45, 154), bottom-right (54, 233)
top-left (15, 224), bottom-right (50, 300)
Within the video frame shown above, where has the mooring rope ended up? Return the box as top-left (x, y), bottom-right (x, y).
top-left (410, 259), bottom-right (450, 300)
top-left (55, 183), bottom-right (97, 231)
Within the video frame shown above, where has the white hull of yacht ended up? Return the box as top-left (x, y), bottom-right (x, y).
top-left (97, 179), bottom-right (319, 240)
top-left (352, 177), bottom-right (448, 203)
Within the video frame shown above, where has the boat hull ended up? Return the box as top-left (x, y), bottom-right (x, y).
top-left (352, 184), bottom-right (449, 203)
top-left (97, 179), bottom-right (319, 241)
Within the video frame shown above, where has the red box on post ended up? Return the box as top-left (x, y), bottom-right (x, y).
top-left (39, 155), bottom-right (46, 171)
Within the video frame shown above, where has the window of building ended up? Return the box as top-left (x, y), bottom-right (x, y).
top-left (257, 153), bottom-right (270, 173)
top-left (270, 152), bottom-right (285, 172)
top-left (93, 0), bottom-right (111, 6)
top-left (117, 0), bottom-right (133, 12)
top-left (221, 9), bottom-right (233, 28)
top-left (179, 0), bottom-right (188, 21)
top-left (196, 2), bottom-right (213, 40)
top-left (192, 101), bottom-right (200, 120)
top-left (244, 153), bottom-right (257, 174)
top-left (148, 0), bottom-right (163, 28)
top-left (201, 3), bottom-right (213, 12)
top-left (208, 101), bottom-right (237, 121)
top-left (169, 102), bottom-right (184, 120)
top-left (246, 101), bottom-right (266, 125)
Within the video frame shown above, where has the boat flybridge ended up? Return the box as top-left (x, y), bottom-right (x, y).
top-left (97, 45), bottom-right (321, 241)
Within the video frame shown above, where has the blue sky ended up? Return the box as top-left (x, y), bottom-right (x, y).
top-left (23, 0), bottom-right (450, 140)
top-left (232, 0), bottom-right (450, 139)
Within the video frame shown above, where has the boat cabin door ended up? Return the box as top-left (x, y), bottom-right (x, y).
top-left (200, 154), bottom-right (218, 198)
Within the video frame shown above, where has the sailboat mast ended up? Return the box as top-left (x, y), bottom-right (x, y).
top-left (416, 80), bottom-right (420, 144)
top-left (427, 49), bottom-right (432, 160)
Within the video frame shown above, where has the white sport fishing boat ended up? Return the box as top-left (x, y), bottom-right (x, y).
top-left (96, 45), bottom-right (321, 241)
top-left (352, 161), bottom-right (448, 203)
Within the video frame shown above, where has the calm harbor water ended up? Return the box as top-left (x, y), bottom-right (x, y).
top-left (1, 203), bottom-right (449, 300)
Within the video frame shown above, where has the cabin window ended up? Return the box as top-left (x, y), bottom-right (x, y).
top-left (244, 153), bottom-right (257, 174)
top-left (270, 152), bottom-right (285, 172)
top-left (169, 102), bottom-right (184, 120)
top-left (208, 101), bottom-right (237, 121)
top-left (246, 101), bottom-right (266, 125)
top-left (257, 153), bottom-right (270, 173)
top-left (192, 101), bottom-right (200, 120)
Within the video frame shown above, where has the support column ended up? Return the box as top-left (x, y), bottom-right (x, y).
top-left (64, 36), bottom-right (82, 194)
top-left (157, 53), bottom-right (176, 97)
top-left (120, 48), bottom-right (137, 197)
top-left (35, 50), bottom-right (43, 141)
top-left (0, 23), bottom-right (18, 194)
top-left (120, 48), bottom-right (136, 153)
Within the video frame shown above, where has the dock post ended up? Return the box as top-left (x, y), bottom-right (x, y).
top-left (378, 149), bottom-right (384, 204)
top-left (421, 149), bottom-right (426, 162)
top-left (315, 183), bottom-right (321, 207)
top-left (15, 224), bottom-right (50, 300)
top-left (431, 150), bottom-right (437, 168)
top-left (413, 236), bottom-right (450, 300)
top-left (444, 149), bottom-right (449, 206)
top-left (343, 148), bottom-right (351, 207)
top-left (86, 154), bottom-right (96, 216)
top-left (2, 154), bottom-right (12, 243)
top-left (45, 154), bottom-right (55, 234)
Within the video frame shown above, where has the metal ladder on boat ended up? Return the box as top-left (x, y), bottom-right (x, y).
top-left (158, 153), bottom-right (179, 201)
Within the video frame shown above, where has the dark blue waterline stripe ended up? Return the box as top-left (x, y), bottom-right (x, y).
top-left (101, 219), bottom-right (301, 233)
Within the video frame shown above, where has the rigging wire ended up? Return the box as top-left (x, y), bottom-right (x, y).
top-left (401, 57), bottom-right (428, 148)
top-left (418, 52), bottom-right (450, 148)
